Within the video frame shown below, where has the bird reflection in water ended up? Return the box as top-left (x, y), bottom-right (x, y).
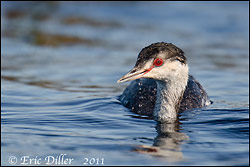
top-left (131, 118), bottom-right (189, 162)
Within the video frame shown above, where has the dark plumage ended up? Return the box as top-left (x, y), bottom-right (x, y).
top-left (118, 75), bottom-right (211, 117)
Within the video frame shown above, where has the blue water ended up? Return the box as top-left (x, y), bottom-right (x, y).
top-left (1, 1), bottom-right (249, 166)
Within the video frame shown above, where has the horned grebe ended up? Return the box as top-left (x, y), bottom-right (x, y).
top-left (117, 42), bottom-right (211, 122)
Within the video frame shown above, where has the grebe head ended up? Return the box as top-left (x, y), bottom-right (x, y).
top-left (117, 42), bottom-right (188, 83)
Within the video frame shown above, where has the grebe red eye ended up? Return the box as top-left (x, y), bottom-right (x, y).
top-left (153, 58), bottom-right (163, 66)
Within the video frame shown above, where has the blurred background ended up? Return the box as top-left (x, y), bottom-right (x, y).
top-left (1, 1), bottom-right (249, 166)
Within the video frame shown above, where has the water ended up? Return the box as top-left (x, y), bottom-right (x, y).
top-left (1, 1), bottom-right (249, 166)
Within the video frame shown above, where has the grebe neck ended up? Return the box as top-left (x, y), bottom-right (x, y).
top-left (153, 67), bottom-right (189, 122)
